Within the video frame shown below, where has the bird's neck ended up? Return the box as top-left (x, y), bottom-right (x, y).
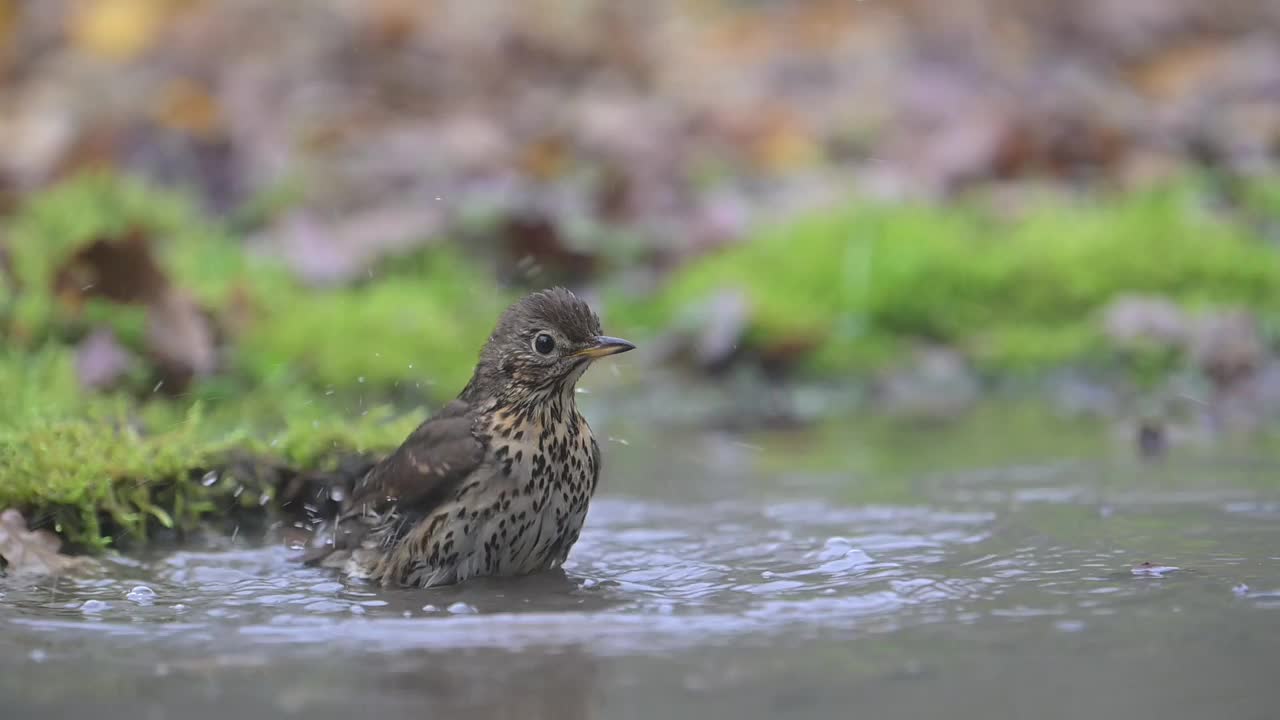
top-left (460, 377), bottom-right (583, 421)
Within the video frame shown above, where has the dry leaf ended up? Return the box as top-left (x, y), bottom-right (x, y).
top-left (54, 227), bottom-right (219, 392)
top-left (0, 509), bottom-right (97, 577)
top-left (70, 0), bottom-right (167, 61)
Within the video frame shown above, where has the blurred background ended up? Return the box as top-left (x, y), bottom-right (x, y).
top-left (3, 0), bottom-right (1280, 540)
top-left (5, 4), bottom-right (1280, 719)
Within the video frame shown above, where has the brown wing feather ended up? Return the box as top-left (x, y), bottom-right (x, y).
top-left (301, 399), bottom-right (485, 565)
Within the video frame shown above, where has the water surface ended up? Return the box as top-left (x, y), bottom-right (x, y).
top-left (3, 404), bottom-right (1279, 719)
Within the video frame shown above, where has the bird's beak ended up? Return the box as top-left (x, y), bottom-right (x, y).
top-left (574, 335), bottom-right (636, 359)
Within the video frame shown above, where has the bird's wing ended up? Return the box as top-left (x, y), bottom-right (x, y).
top-left (301, 399), bottom-right (486, 564)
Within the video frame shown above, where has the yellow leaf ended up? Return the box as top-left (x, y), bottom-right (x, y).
top-left (71, 0), bottom-right (165, 61)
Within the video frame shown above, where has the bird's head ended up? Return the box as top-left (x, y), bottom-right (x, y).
top-left (462, 287), bottom-right (635, 403)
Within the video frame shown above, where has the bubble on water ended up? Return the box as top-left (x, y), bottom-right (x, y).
top-left (349, 605), bottom-right (366, 615)
top-left (173, 604), bottom-right (187, 613)
top-left (29, 649), bottom-right (48, 663)
top-left (403, 611), bottom-right (412, 618)
top-left (201, 471), bottom-right (219, 487)
top-left (80, 599), bottom-right (109, 614)
top-left (421, 604), bottom-right (439, 612)
top-left (447, 602), bottom-right (477, 615)
top-left (580, 578), bottom-right (599, 590)
top-left (1055, 620), bottom-right (1086, 633)
top-left (1233, 583), bottom-right (1250, 597)
top-left (126, 586), bottom-right (156, 605)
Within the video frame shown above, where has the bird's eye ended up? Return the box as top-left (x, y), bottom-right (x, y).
top-left (533, 333), bottom-right (556, 355)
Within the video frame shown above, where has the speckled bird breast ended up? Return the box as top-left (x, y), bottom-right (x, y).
top-left (357, 395), bottom-right (601, 588)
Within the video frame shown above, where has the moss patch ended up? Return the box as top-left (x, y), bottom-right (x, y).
top-left (609, 179), bottom-right (1280, 374)
top-left (0, 174), bottom-right (505, 549)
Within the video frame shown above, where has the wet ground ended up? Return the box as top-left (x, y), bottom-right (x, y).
top-left (3, 401), bottom-right (1279, 720)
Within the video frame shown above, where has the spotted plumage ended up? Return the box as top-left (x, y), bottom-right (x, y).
top-left (302, 287), bottom-right (634, 588)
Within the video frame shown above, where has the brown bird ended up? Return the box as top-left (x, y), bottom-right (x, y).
top-left (303, 288), bottom-right (635, 588)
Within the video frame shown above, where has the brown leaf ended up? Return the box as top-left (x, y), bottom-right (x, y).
top-left (54, 227), bottom-right (218, 392)
top-left (145, 286), bottom-right (217, 391)
top-left (0, 508), bottom-right (96, 577)
top-left (54, 227), bottom-right (168, 305)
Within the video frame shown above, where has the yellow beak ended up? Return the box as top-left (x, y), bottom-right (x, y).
top-left (573, 335), bottom-right (636, 359)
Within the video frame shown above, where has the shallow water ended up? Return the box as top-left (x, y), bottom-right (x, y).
top-left (4, 404), bottom-right (1280, 720)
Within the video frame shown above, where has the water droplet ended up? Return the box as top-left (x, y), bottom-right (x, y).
top-left (402, 611), bottom-right (412, 618)
top-left (329, 486), bottom-right (346, 502)
top-left (421, 604), bottom-right (439, 612)
top-left (447, 602), bottom-right (477, 615)
top-left (80, 599), bottom-right (109, 614)
top-left (126, 586), bottom-right (156, 605)
top-left (29, 649), bottom-right (47, 663)
top-left (408, 364), bottom-right (414, 369)
top-left (357, 376), bottom-right (366, 384)
top-left (325, 389), bottom-right (336, 396)
top-left (200, 471), bottom-right (218, 487)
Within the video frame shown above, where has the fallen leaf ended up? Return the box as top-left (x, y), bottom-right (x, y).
top-left (0, 508), bottom-right (97, 577)
top-left (54, 227), bottom-right (218, 392)
top-left (75, 326), bottom-right (138, 390)
top-left (145, 286), bottom-right (217, 390)
top-left (70, 0), bottom-right (167, 62)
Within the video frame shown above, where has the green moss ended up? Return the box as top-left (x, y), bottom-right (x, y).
top-left (0, 173), bottom-right (507, 549)
top-left (234, 247), bottom-right (512, 395)
top-left (2, 172), bottom-right (269, 344)
top-left (610, 180), bottom-right (1280, 374)
top-left (0, 347), bottom-right (432, 549)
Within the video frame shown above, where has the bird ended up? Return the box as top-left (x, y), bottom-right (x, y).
top-left (301, 287), bottom-right (635, 588)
